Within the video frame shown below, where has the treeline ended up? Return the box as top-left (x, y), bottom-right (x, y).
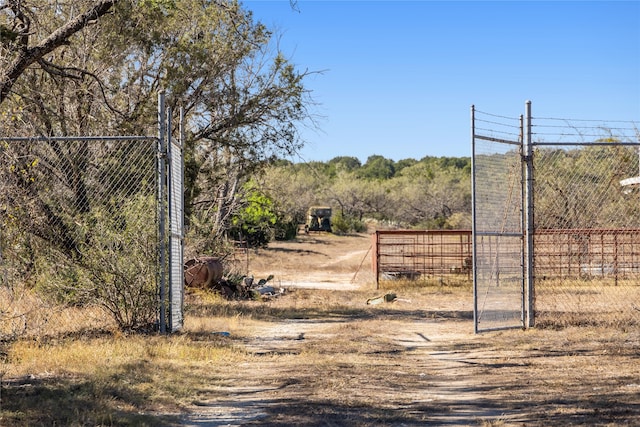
top-left (223, 154), bottom-right (472, 245)
top-left (230, 141), bottom-right (640, 247)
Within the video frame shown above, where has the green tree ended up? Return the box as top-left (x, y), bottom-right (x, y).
top-left (0, 1), bottom-right (316, 329)
top-left (534, 144), bottom-right (639, 230)
top-left (387, 159), bottom-right (471, 228)
top-left (259, 162), bottom-right (327, 228)
top-left (358, 155), bottom-right (395, 180)
top-left (328, 156), bottom-right (362, 174)
top-left (394, 158), bottom-right (418, 174)
top-left (1, 0), bottom-right (316, 246)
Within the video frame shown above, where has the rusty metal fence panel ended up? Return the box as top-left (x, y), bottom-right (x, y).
top-left (372, 230), bottom-right (472, 286)
top-left (534, 229), bottom-right (640, 282)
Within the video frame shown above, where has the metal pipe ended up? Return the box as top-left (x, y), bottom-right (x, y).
top-left (157, 90), bottom-right (167, 334)
top-left (471, 105), bottom-right (479, 334)
top-left (524, 100), bottom-right (535, 328)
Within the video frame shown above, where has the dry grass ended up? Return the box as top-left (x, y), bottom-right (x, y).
top-left (2, 232), bottom-right (640, 426)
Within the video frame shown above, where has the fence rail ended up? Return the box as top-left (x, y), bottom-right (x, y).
top-left (534, 228), bottom-right (640, 282)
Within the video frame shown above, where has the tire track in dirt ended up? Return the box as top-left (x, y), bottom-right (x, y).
top-left (178, 317), bottom-right (528, 426)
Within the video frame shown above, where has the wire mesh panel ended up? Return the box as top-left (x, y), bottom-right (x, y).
top-left (472, 108), bottom-right (525, 331)
top-left (532, 118), bottom-right (640, 327)
top-left (0, 137), bottom-right (158, 332)
top-left (168, 127), bottom-right (184, 332)
top-left (472, 105), bottom-right (639, 330)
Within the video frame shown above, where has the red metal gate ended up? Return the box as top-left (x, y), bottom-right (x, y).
top-left (372, 230), bottom-right (472, 288)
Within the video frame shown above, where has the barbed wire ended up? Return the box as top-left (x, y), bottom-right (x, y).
top-left (534, 116), bottom-right (638, 124)
top-left (473, 109), bottom-right (523, 143)
top-left (474, 126), bottom-right (522, 139)
top-left (474, 109), bottom-right (521, 122)
top-left (475, 117), bottom-right (520, 129)
top-left (531, 116), bottom-right (638, 143)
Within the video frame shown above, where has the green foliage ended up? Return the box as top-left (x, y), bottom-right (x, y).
top-left (534, 145), bottom-right (640, 229)
top-left (274, 220), bottom-right (298, 241)
top-left (259, 154), bottom-right (472, 231)
top-left (357, 155), bottom-right (396, 180)
top-left (394, 158), bottom-right (418, 174)
top-left (328, 156), bottom-right (362, 173)
top-left (230, 187), bottom-right (278, 247)
top-left (140, 0), bottom-right (177, 10)
top-left (0, 0), bottom-right (318, 273)
top-left (80, 195), bottom-right (158, 331)
top-left (330, 210), bottom-right (367, 234)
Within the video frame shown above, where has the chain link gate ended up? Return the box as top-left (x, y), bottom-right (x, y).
top-left (167, 107), bottom-right (185, 332)
top-left (471, 106), bottom-right (526, 332)
top-left (0, 92), bottom-right (184, 335)
top-left (472, 102), bottom-right (640, 332)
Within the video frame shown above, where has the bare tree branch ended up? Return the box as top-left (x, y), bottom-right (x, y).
top-left (0, 0), bottom-right (118, 104)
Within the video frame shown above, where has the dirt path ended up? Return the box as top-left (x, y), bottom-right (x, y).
top-left (177, 232), bottom-right (640, 426)
top-left (241, 232), bottom-right (376, 290)
top-left (180, 317), bottom-right (514, 427)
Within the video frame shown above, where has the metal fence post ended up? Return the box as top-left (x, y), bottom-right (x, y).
top-left (471, 105), bottom-right (478, 333)
top-left (524, 100), bottom-right (535, 328)
top-left (157, 90), bottom-right (167, 334)
top-left (372, 232), bottom-right (379, 289)
top-left (167, 105), bottom-right (185, 333)
top-left (166, 106), bottom-right (173, 331)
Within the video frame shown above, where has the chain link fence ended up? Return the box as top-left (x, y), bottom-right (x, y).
top-left (532, 118), bottom-right (640, 327)
top-left (472, 103), bottom-right (640, 330)
top-left (472, 108), bottom-right (525, 331)
top-left (0, 136), bottom-right (159, 338)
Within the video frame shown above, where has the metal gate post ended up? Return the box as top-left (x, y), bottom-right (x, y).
top-left (166, 105), bottom-right (173, 331)
top-left (471, 105), bottom-right (478, 334)
top-left (524, 100), bottom-right (535, 328)
top-left (157, 91), bottom-right (167, 334)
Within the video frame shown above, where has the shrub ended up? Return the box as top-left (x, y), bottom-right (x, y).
top-left (40, 195), bottom-right (158, 331)
top-left (331, 211), bottom-right (367, 234)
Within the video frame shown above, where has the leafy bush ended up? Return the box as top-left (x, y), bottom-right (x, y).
top-left (330, 211), bottom-right (367, 234)
top-left (80, 195), bottom-right (158, 330)
top-left (274, 220), bottom-right (298, 241)
top-left (229, 188), bottom-right (277, 247)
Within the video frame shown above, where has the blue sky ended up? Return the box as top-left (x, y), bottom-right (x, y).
top-left (243, 0), bottom-right (640, 163)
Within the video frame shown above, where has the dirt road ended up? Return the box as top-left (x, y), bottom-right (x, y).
top-left (243, 232), bottom-right (377, 290)
top-left (179, 232), bottom-right (640, 426)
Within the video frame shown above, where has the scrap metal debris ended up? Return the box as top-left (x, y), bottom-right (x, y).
top-left (185, 257), bottom-right (284, 299)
